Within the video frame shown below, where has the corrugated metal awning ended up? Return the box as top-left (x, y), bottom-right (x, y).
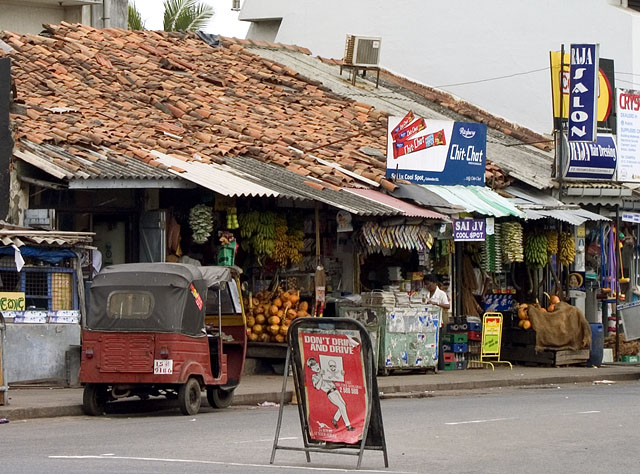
top-left (345, 188), bottom-right (448, 220)
top-left (421, 185), bottom-right (524, 218)
top-left (0, 226), bottom-right (94, 247)
top-left (224, 156), bottom-right (401, 216)
top-left (153, 153), bottom-right (401, 216)
top-left (505, 186), bottom-right (609, 225)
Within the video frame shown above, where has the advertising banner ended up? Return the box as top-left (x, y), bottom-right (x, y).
top-left (0, 292), bottom-right (25, 311)
top-left (453, 219), bottom-right (486, 241)
top-left (568, 44), bottom-right (599, 142)
top-left (550, 53), bottom-right (615, 132)
top-left (299, 329), bottom-right (367, 444)
top-left (616, 88), bottom-right (640, 182)
top-left (481, 314), bottom-right (502, 356)
top-left (561, 133), bottom-right (617, 180)
top-left (386, 111), bottom-right (486, 186)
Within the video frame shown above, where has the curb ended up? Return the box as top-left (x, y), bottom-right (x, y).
top-left (1, 372), bottom-right (638, 421)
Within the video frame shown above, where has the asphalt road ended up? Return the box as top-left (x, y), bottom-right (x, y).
top-left (2, 381), bottom-right (639, 474)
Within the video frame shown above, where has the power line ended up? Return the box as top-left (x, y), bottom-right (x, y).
top-left (432, 67), bottom-right (550, 88)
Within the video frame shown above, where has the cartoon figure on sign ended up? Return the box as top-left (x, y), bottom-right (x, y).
top-left (306, 357), bottom-right (354, 431)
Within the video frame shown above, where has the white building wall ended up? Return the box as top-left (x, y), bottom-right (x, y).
top-left (0, 4), bottom-right (66, 35)
top-left (241, 0), bottom-right (639, 135)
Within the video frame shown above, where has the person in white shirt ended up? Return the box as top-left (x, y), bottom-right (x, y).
top-left (422, 274), bottom-right (450, 310)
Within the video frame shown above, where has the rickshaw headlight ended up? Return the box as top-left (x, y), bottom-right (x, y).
top-left (160, 347), bottom-right (169, 359)
top-left (84, 348), bottom-right (94, 359)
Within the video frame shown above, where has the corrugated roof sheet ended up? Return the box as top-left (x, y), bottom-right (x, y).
top-left (422, 185), bottom-right (524, 218)
top-left (224, 156), bottom-right (401, 216)
top-left (346, 188), bottom-right (447, 220)
top-left (0, 225), bottom-right (94, 247)
top-left (15, 140), bottom-right (177, 182)
top-left (152, 151), bottom-right (284, 198)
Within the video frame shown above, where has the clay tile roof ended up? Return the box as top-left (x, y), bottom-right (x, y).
top-left (4, 24), bottom-right (390, 188)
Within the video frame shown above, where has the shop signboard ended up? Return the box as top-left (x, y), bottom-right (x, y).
top-left (550, 53), bottom-right (616, 133)
top-left (616, 88), bottom-right (640, 182)
top-left (0, 292), bottom-right (25, 311)
top-left (622, 211), bottom-right (640, 224)
top-left (386, 111), bottom-right (486, 186)
top-left (271, 317), bottom-right (388, 469)
top-left (561, 133), bottom-right (617, 180)
top-left (453, 218), bottom-right (486, 242)
top-left (568, 44), bottom-right (599, 142)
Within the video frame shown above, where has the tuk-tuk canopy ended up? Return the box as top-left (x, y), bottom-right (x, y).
top-left (87, 263), bottom-right (234, 336)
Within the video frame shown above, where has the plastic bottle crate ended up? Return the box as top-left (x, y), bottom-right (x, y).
top-left (453, 333), bottom-right (468, 343)
top-left (467, 331), bottom-right (481, 341)
top-left (443, 352), bottom-right (455, 362)
top-left (455, 361), bottom-right (467, 370)
top-left (442, 334), bottom-right (454, 344)
top-left (444, 362), bottom-right (457, 371)
top-left (442, 344), bottom-right (452, 352)
top-left (452, 343), bottom-right (468, 353)
top-left (468, 322), bottom-right (481, 331)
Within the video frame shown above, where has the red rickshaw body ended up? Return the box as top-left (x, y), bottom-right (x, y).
top-left (79, 263), bottom-right (246, 415)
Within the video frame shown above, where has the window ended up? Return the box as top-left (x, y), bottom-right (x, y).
top-left (206, 283), bottom-right (240, 314)
top-left (107, 291), bottom-right (154, 319)
top-left (0, 267), bottom-right (76, 311)
top-left (629, 0), bottom-right (640, 12)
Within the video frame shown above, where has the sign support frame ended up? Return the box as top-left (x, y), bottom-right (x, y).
top-left (270, 317), bottom-right (388, 470)
top-left (479, 312), bottom-right (512, 371)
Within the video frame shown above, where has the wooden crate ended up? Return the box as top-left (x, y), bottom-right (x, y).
top-left (502, 344), bottom-right (589, 366)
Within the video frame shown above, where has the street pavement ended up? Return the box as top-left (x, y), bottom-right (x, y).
top-left (1, 363), bottom-right (639, 421)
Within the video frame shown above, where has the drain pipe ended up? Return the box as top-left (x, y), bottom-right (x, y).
top-left (103, 0), bottom-right (111, 28)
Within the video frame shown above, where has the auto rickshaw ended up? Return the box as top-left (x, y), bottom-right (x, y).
top-left (79, 263), bottom-right (247, 416)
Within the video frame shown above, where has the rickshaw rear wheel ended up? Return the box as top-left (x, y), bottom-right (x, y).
top-left (178, 377), bottom-right (202, 415)
top-left (83, 383), bottom-right (107, 416)
top-left (207, 386), bottom-right (235, 409)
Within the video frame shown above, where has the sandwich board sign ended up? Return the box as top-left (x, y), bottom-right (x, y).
top-left (271, 317), bottom-right (388, 469)
top-left (479, 312), bottom-right (512, 370)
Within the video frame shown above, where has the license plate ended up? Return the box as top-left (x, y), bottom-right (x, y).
top-left (154, 359), bottom-right (173, 374)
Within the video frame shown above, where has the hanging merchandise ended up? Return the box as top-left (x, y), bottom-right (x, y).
top-left (501, 222), bottom-right (524, 263)
top-left (226, 207), bottom-right (239, 230)
top-left (481, 222), bottom-right (503, 273)
top-left (272, 215), bottom-right (305, 267)
top-left (546, 230), bottom-right (558, 255)
top-left (358, 222), bottom-right (434, 254)
top-left (189, 204), bottom-right (214, 244)
top-left (525, 233), bottom-right (548, 268)
top-left (558, 231), bottom-right (576, 266)
top-left (238, 211), bottom-right (276, 261)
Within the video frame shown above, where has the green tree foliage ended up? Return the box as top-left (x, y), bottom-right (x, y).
top-left (163, 0), bottom-right (215, 32)
top-left (128, 0), bottom-right (214, 32)
top-left (128, 3), bottom-right (145, 30)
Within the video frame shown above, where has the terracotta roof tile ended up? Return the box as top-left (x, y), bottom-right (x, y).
top-left (4, 24), bottom-right (400, 188)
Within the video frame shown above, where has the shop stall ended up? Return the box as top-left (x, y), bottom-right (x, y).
top-left (0, 226), bottom-right (93, 385)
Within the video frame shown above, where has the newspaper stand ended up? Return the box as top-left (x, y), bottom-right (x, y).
top-left (271, 317), bottom-right (388, 469)
top-left (478, 312), bottom-right (512, 371)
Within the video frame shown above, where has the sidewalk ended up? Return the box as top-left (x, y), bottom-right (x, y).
top-left (1, 364), bottom-right (639, 421)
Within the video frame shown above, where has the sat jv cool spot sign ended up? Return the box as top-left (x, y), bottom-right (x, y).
top-left (453, 219), bottom-right (486, 242)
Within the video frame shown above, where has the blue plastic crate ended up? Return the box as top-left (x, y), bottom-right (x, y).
top-left (468, 322), bottom-right (481, 332)
top-left (452, 343), bottom-right (468, 353)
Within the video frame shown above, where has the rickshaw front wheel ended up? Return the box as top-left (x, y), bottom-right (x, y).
top-left (83, 383), bottom-right (107, 416)
top-left (178, 377), bottom-right (202, 415)
top-left (207, 386), bottom-right (235, 409)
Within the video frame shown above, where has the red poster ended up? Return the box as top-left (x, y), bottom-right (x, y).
top-left (299, 330), bottom-right (368, 444)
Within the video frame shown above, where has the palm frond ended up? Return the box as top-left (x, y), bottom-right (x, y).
top-left (163, 0), bottom-right (198, 31)
top-left (128, 2), bottom-right (145, 30)
top-left (183, 3), bottom-right (215, 32)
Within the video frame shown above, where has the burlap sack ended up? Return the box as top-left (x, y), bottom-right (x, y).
top-left (527, 302), bottom-right (591, 352)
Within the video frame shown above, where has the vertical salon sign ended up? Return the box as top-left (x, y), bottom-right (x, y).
top-left (568, 44), bottom-right (599, 142)
top-left (299, 330), bottom-right (367, 444)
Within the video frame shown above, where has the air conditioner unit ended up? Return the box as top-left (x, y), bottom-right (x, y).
top-left (344, 35), bottom-right (382, 67)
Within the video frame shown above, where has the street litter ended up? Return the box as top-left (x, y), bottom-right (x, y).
top-left (258, 401), bottom-right (280, 407)
top-left (0, 418), bottom-right (9, 424)
top-left (593, 380), bottom-right (616, 385)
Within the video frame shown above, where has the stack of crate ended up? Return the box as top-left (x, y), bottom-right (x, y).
top-left (442, 325), bottom-right (468, 370)
top-left (466, 320), bottom-right (482, 368)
